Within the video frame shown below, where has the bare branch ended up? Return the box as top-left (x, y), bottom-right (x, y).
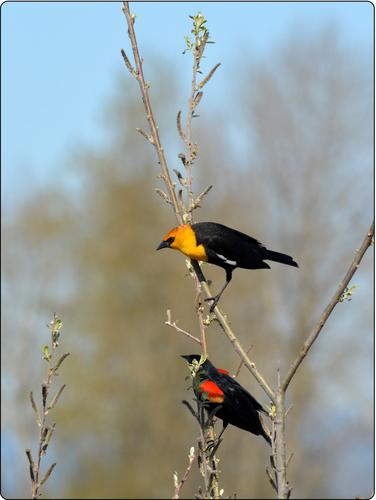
top-left (173, 169), bottom-right (186, 186)
top-left (178, 153), bottom-right (187, 167)
top-left (29, 392), bottom-right (41, 428)
top-left (46, 384), bottom-right (66, 413)
top-left (182, 400), bottom-right (199, 421)
top-left (192, 91), bottom-right (203, 112)
top-left (282, 221), bottom-right (374, 391)
top-left (25, 449), bottom-right (35, 482)
top-left (234, 344), bottom-right (253, 378)
top-left (136, 127), bottom-right (154, 144)
top-left (197, 63), bottom-right (221, 90)
top-left (176, 110), bottom-right (187, 142)
top-left (41, 423), bottom-right (56, 456)
top-left (197, 30), bottom-right (209, 60)
top-left (26, 315), bottom-right (69, 499)
top-left (120, 48), bottom-right (135, 75)
top-left (266, 466), bottom-right (277, 493)
top-left (122, 2), bottom-right (182, 225)
top-left (165, 309), bottom-right (201, 345)
top-left (42, 384), bottom-right (48, 410)
top-left (39, 462), bottom-right (56, 486)
top-left (155, 188), bottom-right (172, 205)
top-left (285, 404), bottom-right (293, 418)
top-left (191, 184), bottom-right (213, 211)
top-left (273, 389), bottom-right (290, 499)
top-left (207, 292), bottom-right (276, 402)
top-left (172, 446), bottom-right (197, 499)
top-left (52, 352), bottom-right (70, 375)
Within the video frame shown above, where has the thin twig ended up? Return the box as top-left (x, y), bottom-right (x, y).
top-left (282, 221), bottom-right (374, 391)
top-left (273, 222), bottom-right (374, 499)
top-left (136, 127), bottom-right (154, 144)
top-left (181, 16), bottom-right (219, 494)
top-left (184, 26), bottom-right (200, 216)
top-left (122, 2), bottom-right (182, 225)
top-left (266, 466), bottom-right (277, 493)
top-left (120, 48), bottom-right (135, 75)
top-left (286, 452), bottom-right (294, 468)
top-left (173, 447), bottom-right (197, 499)
top-left (191, 184), bottom-right (213, 212)
top-left (195, 288), bottom-right (208, 357)
top-left (165, 309), bottom-right (201, 345)
top-left (211, 295), bottom-right (276, 403)
top-left (176, 110), bottom-right (187, 142)
top-left (155, 188), bottom-right (172, 205)
top-left (274, 389), bottom-right (290, 499)
top-left (285, 404), bottom-right (293, 418)
top-left (197, 63), bottom-right (221, 91)
top-left (234, 344), bottom-right (253, 378)
top-left (25, 314), bottom-right (69, 500)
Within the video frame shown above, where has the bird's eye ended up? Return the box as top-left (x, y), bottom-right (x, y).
top-left (166, 237), bottom-right (175, 245)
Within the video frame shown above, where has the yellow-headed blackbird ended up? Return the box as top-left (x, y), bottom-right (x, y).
top-left (157, 222), bottom-right (298, 310)
top-left (182, 354), bottom-right (271, 444)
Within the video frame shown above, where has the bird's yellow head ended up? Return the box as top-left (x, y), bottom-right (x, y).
top-left (156, 225), bottom-right (207, 261)
top-left (156, 225), bottom-right (188, 251)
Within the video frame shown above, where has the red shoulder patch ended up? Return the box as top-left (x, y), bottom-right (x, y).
top-left (217, 368), bottom-right (229, 375)
top-left (199, 380), bottom-right (225, 403)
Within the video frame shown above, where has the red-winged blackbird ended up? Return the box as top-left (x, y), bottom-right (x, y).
top-left (182, 354), bottom-right (271, 444)
top-left (157, 222), bottom-right (298, 310)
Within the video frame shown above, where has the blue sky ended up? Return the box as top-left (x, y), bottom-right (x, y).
top-left (1, 1), bottom-right (373, 214)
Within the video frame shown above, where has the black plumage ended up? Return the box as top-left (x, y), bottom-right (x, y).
top-left (192, 222), bottom-right (298, 310)
top-left (182, 354), bottom-right (271, 444)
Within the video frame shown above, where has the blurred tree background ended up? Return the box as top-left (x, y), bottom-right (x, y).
top-left (2, 3), bottom-right (373, 499)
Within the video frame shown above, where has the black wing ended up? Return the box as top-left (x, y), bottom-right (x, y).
top-left (213, 372), bottom-right (268, 436)
top-left (192, 222), bottom-right (270, 270)
top-left (216, 372), bottom-right (265, 413)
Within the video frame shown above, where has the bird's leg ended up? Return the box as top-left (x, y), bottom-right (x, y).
top-left (203, 406), bottom-right (221, 431)
top-left (206, 422), bottom-right (228, 458)
top-left (204, 406), bottom-right (226, 452)
top-left (205, 269), bottom-right (233, 312)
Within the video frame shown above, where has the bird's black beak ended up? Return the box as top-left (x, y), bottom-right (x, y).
top-left (181, 354), bottom-right (197, 364)
top-left (156, 240), bottom-right (169, 251)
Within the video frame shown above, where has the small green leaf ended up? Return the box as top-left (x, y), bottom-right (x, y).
top-left (339, 285), bottom-right (359, 303)
top-left (43, 345), bottom-right (50, 361)
top-left (49, 314), bottom-right (62, 333)
top-left (269, 404), bottom-right (277, 418)
top-left (54, 319), bottom-right (62, 330)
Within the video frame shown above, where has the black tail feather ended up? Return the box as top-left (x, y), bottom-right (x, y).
top-left (258, 413), bottom-right (272, 446)
top-left (261, 427), bottom-right (272, 446)
top-left (264, 250), bottom-right (298, 268)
